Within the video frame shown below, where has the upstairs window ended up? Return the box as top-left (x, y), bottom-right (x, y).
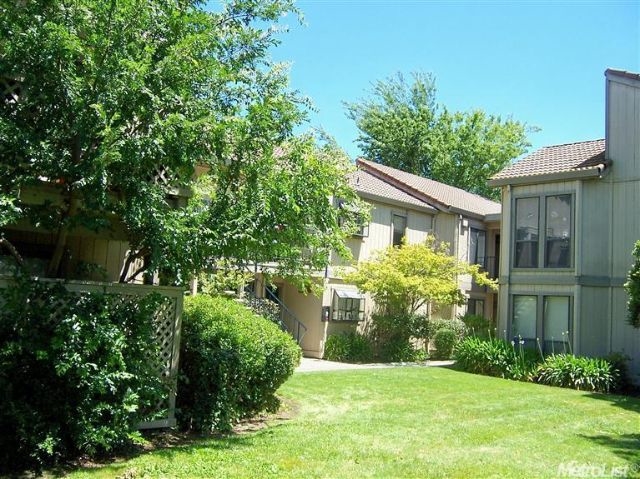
top-left (513, 194), bottom-right (573, 269)
top-left (392, 214), bottom-right (406, 247)
top-left (514, 197), bottom-right (539, 268)
top-left (469, 228), bottom-right (486, 266)
top-left (545, 195), bottom-right (572, 268)
top-left (336, 199), bottom-right (369, 238)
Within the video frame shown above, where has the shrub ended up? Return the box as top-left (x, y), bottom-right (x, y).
top-left (606, 353), bottom-right (634, 393)
top-left (0, 275), bottom-right (165, 474)
top-left (425, 318), bottom-right (467, 345)
top-left (454, 336), bottom-right (539, 381)
top-left (368, 313), bottom-right (419, 362)
top-left (459, 313), bottom-right (495, 339)
top-left (177, 295), bottom-right (301, 433)
top-left (324, 332), bottom-right (373, 363)
top-left (536, 354), bottom-right (618, 393)
top-left (432, 328), bottom-right (457, 359)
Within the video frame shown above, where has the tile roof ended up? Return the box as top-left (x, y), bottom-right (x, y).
top-left (356, 159), bottom-right (501, 217)
top-left (490, 139), bottom-right (606, 183)
top-left (349, 169), bottom-right (436, 211)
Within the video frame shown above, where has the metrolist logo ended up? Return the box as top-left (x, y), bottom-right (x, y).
top-left (557, 461), bottom-right (639, 478)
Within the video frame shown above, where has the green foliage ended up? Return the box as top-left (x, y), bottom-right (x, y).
top-left (323, 332), bottom-right (373, 363)
top-left (606, 353), bottom-right (634, 393)
top-left (198, 260), bottom-right (253, 296)
top-left (425, 317), bottom-right (468, 343)
top-left (536, 355), bottom-right (617, 393)
top-left (456, 337), bottom-right (623, 393)
top-left (177, 295), bottom-right (301, 433)
top-left (0, 0), bottom-right (361, 284)
top-left (345, 71), bottom-right (532, 200)
top-left (345, 235), bottom-right (496, 316)
top-left (454, 337), bottom-right (538, 381)
top-left (432, 329), bottom-right (457, 360)
top-left (460, 313), bottom-right (495, 339)
top-left (0, 275), bottom-right (165, 474)
top-left (625, 240), bottom-right (640, 327)
top-left (367, 314), bottom-right (425, 362)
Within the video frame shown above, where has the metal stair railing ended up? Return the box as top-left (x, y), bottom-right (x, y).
top-left (242, 265), bottom-right (307, 345)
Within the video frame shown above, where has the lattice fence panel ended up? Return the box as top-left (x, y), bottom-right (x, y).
top-left (0, 278), bottom-right (183, 429)
top-left (1, 77), bottom-right (20, 104)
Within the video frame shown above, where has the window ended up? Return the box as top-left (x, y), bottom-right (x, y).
top-left (545, 195), bottom-right (572, 268)
top-left (511, 294), bottom-right (571, 352)
top-left (336, 199), bottom-right (369, 237)
top-left (543, 296), bottom-right (570, 352)
top-left (353, 215), bottom-right (370, 237)
top-left (331, 290), bottom-right (365, 321)
top-left (512, 295), bottom-right (537, 346)
top-left (513, 194), bottom-right (573, 269)
top-left (514, 197), bottom-right (539, 268)
top-left (392, 214), bottom-right (407, 247)
top-left (469, 228), bottom-right (486, 266)
top-left (467, 298), bottom-right (485, 316)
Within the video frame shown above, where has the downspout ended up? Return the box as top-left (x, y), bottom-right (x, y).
top-left (573, 180), bottom-right (582, 355)
top-left (453, 213), bottom-right (462, 319)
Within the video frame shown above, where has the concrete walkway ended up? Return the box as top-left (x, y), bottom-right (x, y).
top-left (295, 357), bottom-right (455, 372)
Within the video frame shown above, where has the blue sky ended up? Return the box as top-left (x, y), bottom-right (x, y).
top-left (268, 0), bottom-right (640, 160)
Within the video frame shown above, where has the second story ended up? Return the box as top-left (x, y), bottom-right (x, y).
top-left (488, 139), bottom-right (608, 284)
top-left (330, 158), bottom-right (502, 281)
top-left (489, 68), bottom-right (640, 286)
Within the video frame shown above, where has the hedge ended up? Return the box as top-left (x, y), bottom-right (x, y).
top-left (177, 295), bottom-right (301, 432)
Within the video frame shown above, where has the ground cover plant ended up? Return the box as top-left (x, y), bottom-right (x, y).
top-left (62, 367), bottom-right (640, 479)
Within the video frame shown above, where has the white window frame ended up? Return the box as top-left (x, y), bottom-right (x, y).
top-left (331, 290), bottom-right (366, 322)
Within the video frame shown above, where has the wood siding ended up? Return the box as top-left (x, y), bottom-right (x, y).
top-left (496, 73), bottom-right (640, 377)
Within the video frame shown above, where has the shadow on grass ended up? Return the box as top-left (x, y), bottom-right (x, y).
top-left (52, 418), bottom-right (293, 478)
top-left (580, 433), bottom-right (640, 470)
top-left (584, 391), bottom-right (640, 415)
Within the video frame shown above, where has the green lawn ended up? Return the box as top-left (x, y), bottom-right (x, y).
top-left (64, 367), bottom-right (640, 479)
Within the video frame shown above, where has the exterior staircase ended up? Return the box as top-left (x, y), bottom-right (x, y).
top-left (241, 267), bottom-right (307, 346)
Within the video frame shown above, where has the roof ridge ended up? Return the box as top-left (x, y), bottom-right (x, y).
top-left (357, 159), bottom-right (449, 209)
top-left (540, 138), bottom-right (605, 149)
top-left (357, 158), bottom-right (500, 206)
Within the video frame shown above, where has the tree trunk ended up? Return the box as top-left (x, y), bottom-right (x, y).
top-left (46, 193), bottom-right (79, 278)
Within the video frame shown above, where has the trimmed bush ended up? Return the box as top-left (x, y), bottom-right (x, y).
top-left (425, 317), bottom-right (467, 343)
top-left (454, 336), bottom-right (538, 381)
top-left (536, 354), bottom-right (618, 393)
top-left (324, 332), bottom-right (373, 363)
top-left (0, 275), bottom-right (165, 474)
top-left (432, 328), bottom-right (457, 359)
top-left (177, 295), bottom-right (301, 433)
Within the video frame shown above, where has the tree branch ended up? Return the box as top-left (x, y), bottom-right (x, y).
top-left (0, 237), bottom-right (24, 267)
top-left (119, 248), bottom-right (147, 283)
top-left (124, 262), bottom-right (149, 284)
